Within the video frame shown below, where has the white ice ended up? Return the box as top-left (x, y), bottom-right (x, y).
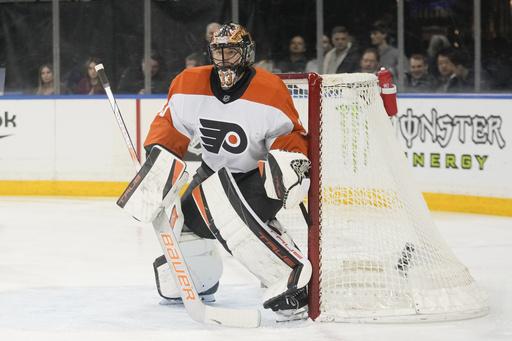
top-left (0, 196), bottom-right (511, 341)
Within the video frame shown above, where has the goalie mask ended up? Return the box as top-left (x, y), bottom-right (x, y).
top-left (208, 23), bottom-right (255, 90)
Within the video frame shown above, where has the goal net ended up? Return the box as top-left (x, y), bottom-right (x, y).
top-left (277, 72), bottom-right (489, 323)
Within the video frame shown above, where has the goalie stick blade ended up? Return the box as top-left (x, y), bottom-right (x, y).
top-left (204, 305), bottom-right (261, 328)
top-left (158, 293), bottom-right (261, 328)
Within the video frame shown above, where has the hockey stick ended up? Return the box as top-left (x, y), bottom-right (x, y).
top-left (95, 63), bottom-right (261, 328)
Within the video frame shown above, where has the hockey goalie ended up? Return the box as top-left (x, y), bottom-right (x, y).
top-left (117, 23), bottom-right (312, 321)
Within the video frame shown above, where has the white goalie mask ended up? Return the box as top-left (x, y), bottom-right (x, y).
top-left (208, 23), bottom-right (255, 90)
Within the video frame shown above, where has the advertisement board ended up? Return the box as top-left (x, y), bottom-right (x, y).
top-left (394, 96), bottom-right (511, 199)
top-left (1, 95), bottom-right (510, 215)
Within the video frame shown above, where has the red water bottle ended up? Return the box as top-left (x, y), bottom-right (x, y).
top-left (378, 67), bottom-right (392, 88)
top-left (378, 68), bottom-right (398, 116)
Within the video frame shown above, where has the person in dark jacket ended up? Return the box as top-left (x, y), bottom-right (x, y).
top-left (323, 26), bottom-right (360, 74)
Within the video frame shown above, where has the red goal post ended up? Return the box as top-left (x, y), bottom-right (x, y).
top-left (277, 72), bottom-right (323, 321)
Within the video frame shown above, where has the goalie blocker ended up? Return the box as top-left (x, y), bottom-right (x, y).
top-left (117, 145), bottom-right (188, 223)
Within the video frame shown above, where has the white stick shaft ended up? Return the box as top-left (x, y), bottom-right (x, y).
top-left (95, 63), bottom-right (141, 171)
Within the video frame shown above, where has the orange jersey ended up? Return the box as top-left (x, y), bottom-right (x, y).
top-left (144, 65), bottom-right (307, 173)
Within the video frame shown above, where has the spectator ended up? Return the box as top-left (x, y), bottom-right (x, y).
top-left (201, 22), bottom-right (221, 64)
top-left (305, 34), bottom-right (333, 73)
top-left (435, 48), bottom-right (456, 92)
top-left (359, 48), bottom-right (380, 74)
top-left (427, 34), bottom-right (450, 77)
top-left (185, 52), bottom-right (205, 69)
top-left (405, 54), bottom-right (437, 92)
top-left (276, 35), bottom-right (308, 73)
top-left (449, 49), bottom-right (492, 92)
top-left (117, 50), bottom-right (169, 94)
top-left (34, 63), bottom-right (70, 95)
top-left (370, 24), bottom-right (409, 80)
top-left (205, 22), bottom-right (221, 44)
top-left (77, 57), bottom-right (106, 95)
top-left (323, 26), bottom-right (360, 74)
top-left (35, 63), bottom-right (55, 95)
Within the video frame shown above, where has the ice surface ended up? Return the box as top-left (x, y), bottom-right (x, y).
top-left (0, 196), bottom-right (510, 341)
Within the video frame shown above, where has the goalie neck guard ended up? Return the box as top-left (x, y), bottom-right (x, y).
top-left (208, 23), bottom-right (255, 91)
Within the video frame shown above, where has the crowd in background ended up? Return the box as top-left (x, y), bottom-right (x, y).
top-left (255, 22), bottom-right (493, 94)
top-left (31, 49), bottom-right (207, 96)
top-left (29, 21), bottom-right (217, 96)
top-left (31, 20), bottom-right (497, 96)
top-left (2, 1), bottom-right (510, 96)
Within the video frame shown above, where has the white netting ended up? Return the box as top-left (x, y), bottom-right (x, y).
top-left (278, 73), bottom-right (489, 323)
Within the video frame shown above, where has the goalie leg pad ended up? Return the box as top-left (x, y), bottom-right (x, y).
top-left (117, 145), bottom-right (188, 223)
top-left (153, 232), bottom-right (223, 301)
top-left (192, 167), bottom-right (312, 309)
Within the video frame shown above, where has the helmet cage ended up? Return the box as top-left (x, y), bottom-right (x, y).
top-left (209, 43), bottom-right (246, 71)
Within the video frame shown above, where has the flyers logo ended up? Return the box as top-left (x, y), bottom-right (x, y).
top-left (199, 118), bottom-right (248, 154)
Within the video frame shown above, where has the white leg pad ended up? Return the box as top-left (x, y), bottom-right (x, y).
top-left (154, 232), bottom-right (223, 299)
top-left (192, 168), bottom-right (311, 305)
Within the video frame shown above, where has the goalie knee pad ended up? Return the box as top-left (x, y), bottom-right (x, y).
top-left (153, 232), bottom-right (223, 301)
top-left (117, 145), bottom-right (188, 223)
top-left (192, 167), bottom-right (312, 310)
